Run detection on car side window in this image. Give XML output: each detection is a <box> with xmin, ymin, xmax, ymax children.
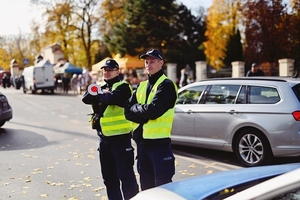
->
<box><xmin>236</xmin><ymin>86</ymin><xmax>246</xmax><ymax>104</ymax></box>
<box><xmin>177</xmin><ymin>85</ymin><xmax>206</xmax><ymax>104</ymax></box>
<box><xmin>248</xmin><ymin>86</ymin><xmax>280</xmax><ymax>104</ymax></box>
<box><xmin>205</xmin><ymin>85</ymin><xmax>241</xmax><ymax>104</ymax></box>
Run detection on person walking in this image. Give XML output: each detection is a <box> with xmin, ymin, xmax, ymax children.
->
<box><xmin>77</xmin><ymin>74</ymin><xmax>85</xmax><ymax>94</ymax></box>
<box><xmin>124</xmin><ymin>49</ymin><xmax>178</xmax><ymax>190</ymax></box>
<box><xmin>2</xmin><ymin>74</ymin><xmax>8</xmax><ymax>88</ymax></box>
<box><xmin>70</xmin><ymin>74</ymin><xmax>78</xmax><ymax>95</ymax></box>
<box><xmin>62</xmin><ymin>74</ymin><xmax>70</xmax><ymax>94</ymax></box>
<box><xmin>82</xmin><ymin>59</ymin><xmax>139</xmax><ymax>200</ymax></box>
<box><xmin>246</xmin><ymin>63</ymin><xmax>265</xmax><ymax>76</ymax></box>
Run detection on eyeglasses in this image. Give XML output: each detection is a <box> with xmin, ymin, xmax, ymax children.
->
<box><xmin>103</xmin><ymin>69</ymin><xmax>119</xmax><ymax>72</ymax></box>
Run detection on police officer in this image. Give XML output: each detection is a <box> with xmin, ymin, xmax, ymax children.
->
<box><xmin>124</xmin><ymin>49</ymin><xmax>178</xmax><ymax>190</ymax></box>
<box><xmin>82</xmin><ymin>59</ymin><xmax>139</xmax><ymax>200</ymax></box>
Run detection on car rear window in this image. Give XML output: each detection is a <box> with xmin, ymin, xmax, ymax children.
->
<box><xmin>292</xmin><ymin>84</ymin><xmax>300</xmax><ymax>102</ymax></box>
<box><xmin>248</xmin><ymin>86</ymin><xmax>280</xmax><ymax>104</ymax></box>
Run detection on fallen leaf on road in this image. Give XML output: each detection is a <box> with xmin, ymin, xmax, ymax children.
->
<box><xmin>93</xmin><ymin>186</ymin><xmax>105</xmax><ymax>192</ymax></box>
<box><xmin>188</xmin><ymin>164</ymin><xmax>196</xmax><ymax>168</ymax></box>
<box><xmin>84</xmin><ymin>177</ymin><xmax>92</xmax><ymax>181</ymax></box>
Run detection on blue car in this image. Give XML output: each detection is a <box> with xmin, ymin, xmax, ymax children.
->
<box><xmin>131</xmin><ymin>163</ymin><xmax>300</xmax><ymax>200</ymax></box>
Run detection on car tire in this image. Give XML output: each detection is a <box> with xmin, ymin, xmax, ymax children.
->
<box><xmin>234</xmin><ymin>128</ymin><xmax>273</xmax><ymax>167</ymax></box>
<box><xmin>0</xmin><ymin>121</ymin><xmax>5</xmax><ymax>127</ymax></box>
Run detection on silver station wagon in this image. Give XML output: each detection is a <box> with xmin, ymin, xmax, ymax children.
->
<box><xmin>171</xmin><ymin>77</ymin><xmax>300</xmax><ymax>167</ymax></box>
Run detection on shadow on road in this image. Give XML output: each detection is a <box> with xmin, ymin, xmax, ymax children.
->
<box><xmin>172</xmin><ymin>144</ymin><xmax>242</xmax><ymax>166</ymax></box>
<box><xmin>0</xmin><ymin>128</ymin><xmax>56</xmax><ymax>151</ymax></box>
<box><xmin>171</xmin><ymin>144</ymin><xmax>300</xmax><ymax>167</ymax></box>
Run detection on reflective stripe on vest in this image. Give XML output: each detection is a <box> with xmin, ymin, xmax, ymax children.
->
<box><xmin>135</xmin><ymin>75</ymin><xmax>176</xmax><ymax>139</ymax></box>
<box><xmin>100</xmin><ymin>81</ymin><xmax>132</xmax><ymax>136</ymax></box>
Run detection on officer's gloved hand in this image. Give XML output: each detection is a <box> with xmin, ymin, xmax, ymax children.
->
<box><xmin>82</xmin><ymin>90</ymin><xmax>96</xmax><ymax>105</ymax></box>
<box><xmin>128</xmin><ymin>104</ymin><xmax>148</xmax><ymax>123</ymax></box>
<box><xmin>130</xmin><ymin>103</ymin><xmax>143</xmax><ymax>113</ymax></box>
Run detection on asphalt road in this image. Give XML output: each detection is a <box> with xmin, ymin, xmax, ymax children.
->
<box><xmin>3</xmin><ymin>87</ymin><xmax>296</xmax><ymax>200</ymax></box>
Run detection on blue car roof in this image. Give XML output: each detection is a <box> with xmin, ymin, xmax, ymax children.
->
<box><xmin>160</xmin><ymin>163</ymin><xmax>300</xmax><ymax>200</ymax></box>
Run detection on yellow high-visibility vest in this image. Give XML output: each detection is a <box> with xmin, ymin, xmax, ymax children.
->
<box><xmin>99</xmin><ymin>81</ymin><xmax>133</xmax><ymax>136</ymax></box>
<box><xmin>134</xmin><ymin>75</ymin><xmax>176</xmax><ymax>139</ymax></box>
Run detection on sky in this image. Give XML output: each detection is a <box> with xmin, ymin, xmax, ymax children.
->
<box><xmin>0</xmin><ymin>1</ymin><xmax>43</xmax><ymax>36</ymax></box>
<box><xmin>0</xmin><ymin>0</ymin><xmax>212</xmax><ymax>36</ymax></box>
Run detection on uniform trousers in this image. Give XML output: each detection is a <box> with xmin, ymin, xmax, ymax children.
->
<box><xmin>98</xmin><ymin>133</ymin><xmax>139</xmax><ymax>200</ymax></box>
<box><xmin>136</xmin><ymin>142</ymin><xmax>175</xmax><ymax>191</ymax></box>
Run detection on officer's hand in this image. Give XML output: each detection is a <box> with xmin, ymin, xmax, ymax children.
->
<box><xmin>125</xmin><ymin>104</ymin><xmax>148</xmax><ymax>123</ymax></box>
<box><xmin>82</xmin><ymin>90</ymin><xmax>95</xmax><ymax>104</ymax></box>
<box><xmin>130</xmin><ymin>103</ymin><xmax>143</xmax><ymax>113</ymax></box>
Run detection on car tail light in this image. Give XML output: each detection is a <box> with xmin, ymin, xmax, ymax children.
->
<box><xmin>292</xmin><ymin>111</ymin><xmax>300</xmax><ymax>121</ymax></box>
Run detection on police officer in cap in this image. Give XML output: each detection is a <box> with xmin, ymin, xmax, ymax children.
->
<box><xmin>125</xmin><ymin>49</ymin><xmax>178</xmax><ymax>190</ymax></box>
<box><xmin>82</xmin><ymin>59</ymin><xmax>138</xmax><ymax>200</ymax></box>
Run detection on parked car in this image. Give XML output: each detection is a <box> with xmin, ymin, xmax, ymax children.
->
<box><xmin>171</xmin><ymin>77</ymin><xmax>300</xmax><ymax>167</ymax></box>
<box><xmin>131</xmin><ymin>163</ymin><xmax>300</xmax><ymax>200</ymax></box>
<box><xmin>0</xmin><ymin>92</ymin><xmax>12</xmax><ymax>127</ymax></box>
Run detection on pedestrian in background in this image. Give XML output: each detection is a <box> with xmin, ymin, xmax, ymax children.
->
<box><xmin>124</xmin><ymin>49</ymin><xmax>178</xmax><ymax>190</ymax></box>
<box><xmin>70</xmin><ymin>74</ymin><xmax>78</xmax><ymax>95</ymax></box>
<box><xmin>246</xmin><ymin>63</ymin><xmax>265</xmax><ymax>76</ymax></box>
<box><xmin>77</xmin><ymin>74</ymin><xmax>84</xmax><ymax>94</ymax></box>
<box><xmin>2</xmin><ymin>74</ymin><xmax>8</xmax><ymax>88</ymax></box>
<box><xmin>62</xmin><ymin>74</ymin><xmax>70</xmax><ymax>94</ymax></box>
<box><xmin>82</xmin><ymin>59</ymin><xmax>139</xmax><ymax>200</ymax></box>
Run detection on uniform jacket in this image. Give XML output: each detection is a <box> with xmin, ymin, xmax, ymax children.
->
<box><xmin>82</xmin><ymin>76</ymin><xmax>132</xmax><ymax>134</ymax></box>
<box><xmin>124</xmin><ymin>70</ymin><xmax>177</xmax><ymax>145</ymax></box>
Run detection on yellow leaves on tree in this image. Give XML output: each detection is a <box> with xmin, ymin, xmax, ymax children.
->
<box><xmin>100</xmin><ymin>0</ymin><xmax>125</xmax><ymax>34</ymax></box>
<box><xmin>44</xmin><ymin>2</ymin><xmax>76</xmax><ymax>62</ymax></box>
<box><xmin>0</xmin><ymin>48</ymin><xmax>10</xmax><ymax>70</ymax></box>
<box><xmin>204</xmin><ymin>0</ymin><xmax>242</xmax><ymax>70</ymax></box>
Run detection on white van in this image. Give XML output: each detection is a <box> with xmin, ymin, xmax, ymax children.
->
<box><xmin>23</xmin><ymin>60</ymin><xmax>55</xmax><ymax>94</ymax></box>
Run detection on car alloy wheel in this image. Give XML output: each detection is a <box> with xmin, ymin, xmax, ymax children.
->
<box><xmin>235</xmin><ymin>128</ymin><xmax>272</xmax><ymax>167</ymax></box>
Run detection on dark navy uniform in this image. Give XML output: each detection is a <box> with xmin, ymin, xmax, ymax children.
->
<box><xmin>125</xmin><ymin>69</ymin><xmax>177</xmax><ymax>190</ymax></box>
<box><xmin>83</xmin><ymin>75</ymin><xmax>139</xmax><ymax>200</ymax></box>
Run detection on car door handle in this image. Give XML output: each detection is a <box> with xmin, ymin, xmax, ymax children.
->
<box><xmin>227</xmin><ymin>110</ymin><xmax>237</xmax><ymax>114</ymax></box>
<box><xmin>186</xmin><ymin>110</ymin><xmax>193</xmax><ymax>114</ymax></box>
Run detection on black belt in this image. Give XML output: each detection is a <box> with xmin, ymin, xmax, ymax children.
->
<box><xmin>97</xmin><ymin>131</ymin><xmax>132</xmax><ymax>139</ymax></box>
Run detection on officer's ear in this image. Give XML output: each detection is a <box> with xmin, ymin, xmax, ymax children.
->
<box><xmin>159</xmin><ymin>59</ymin><xmax>164</xmax><ymax>68</ymax></box>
